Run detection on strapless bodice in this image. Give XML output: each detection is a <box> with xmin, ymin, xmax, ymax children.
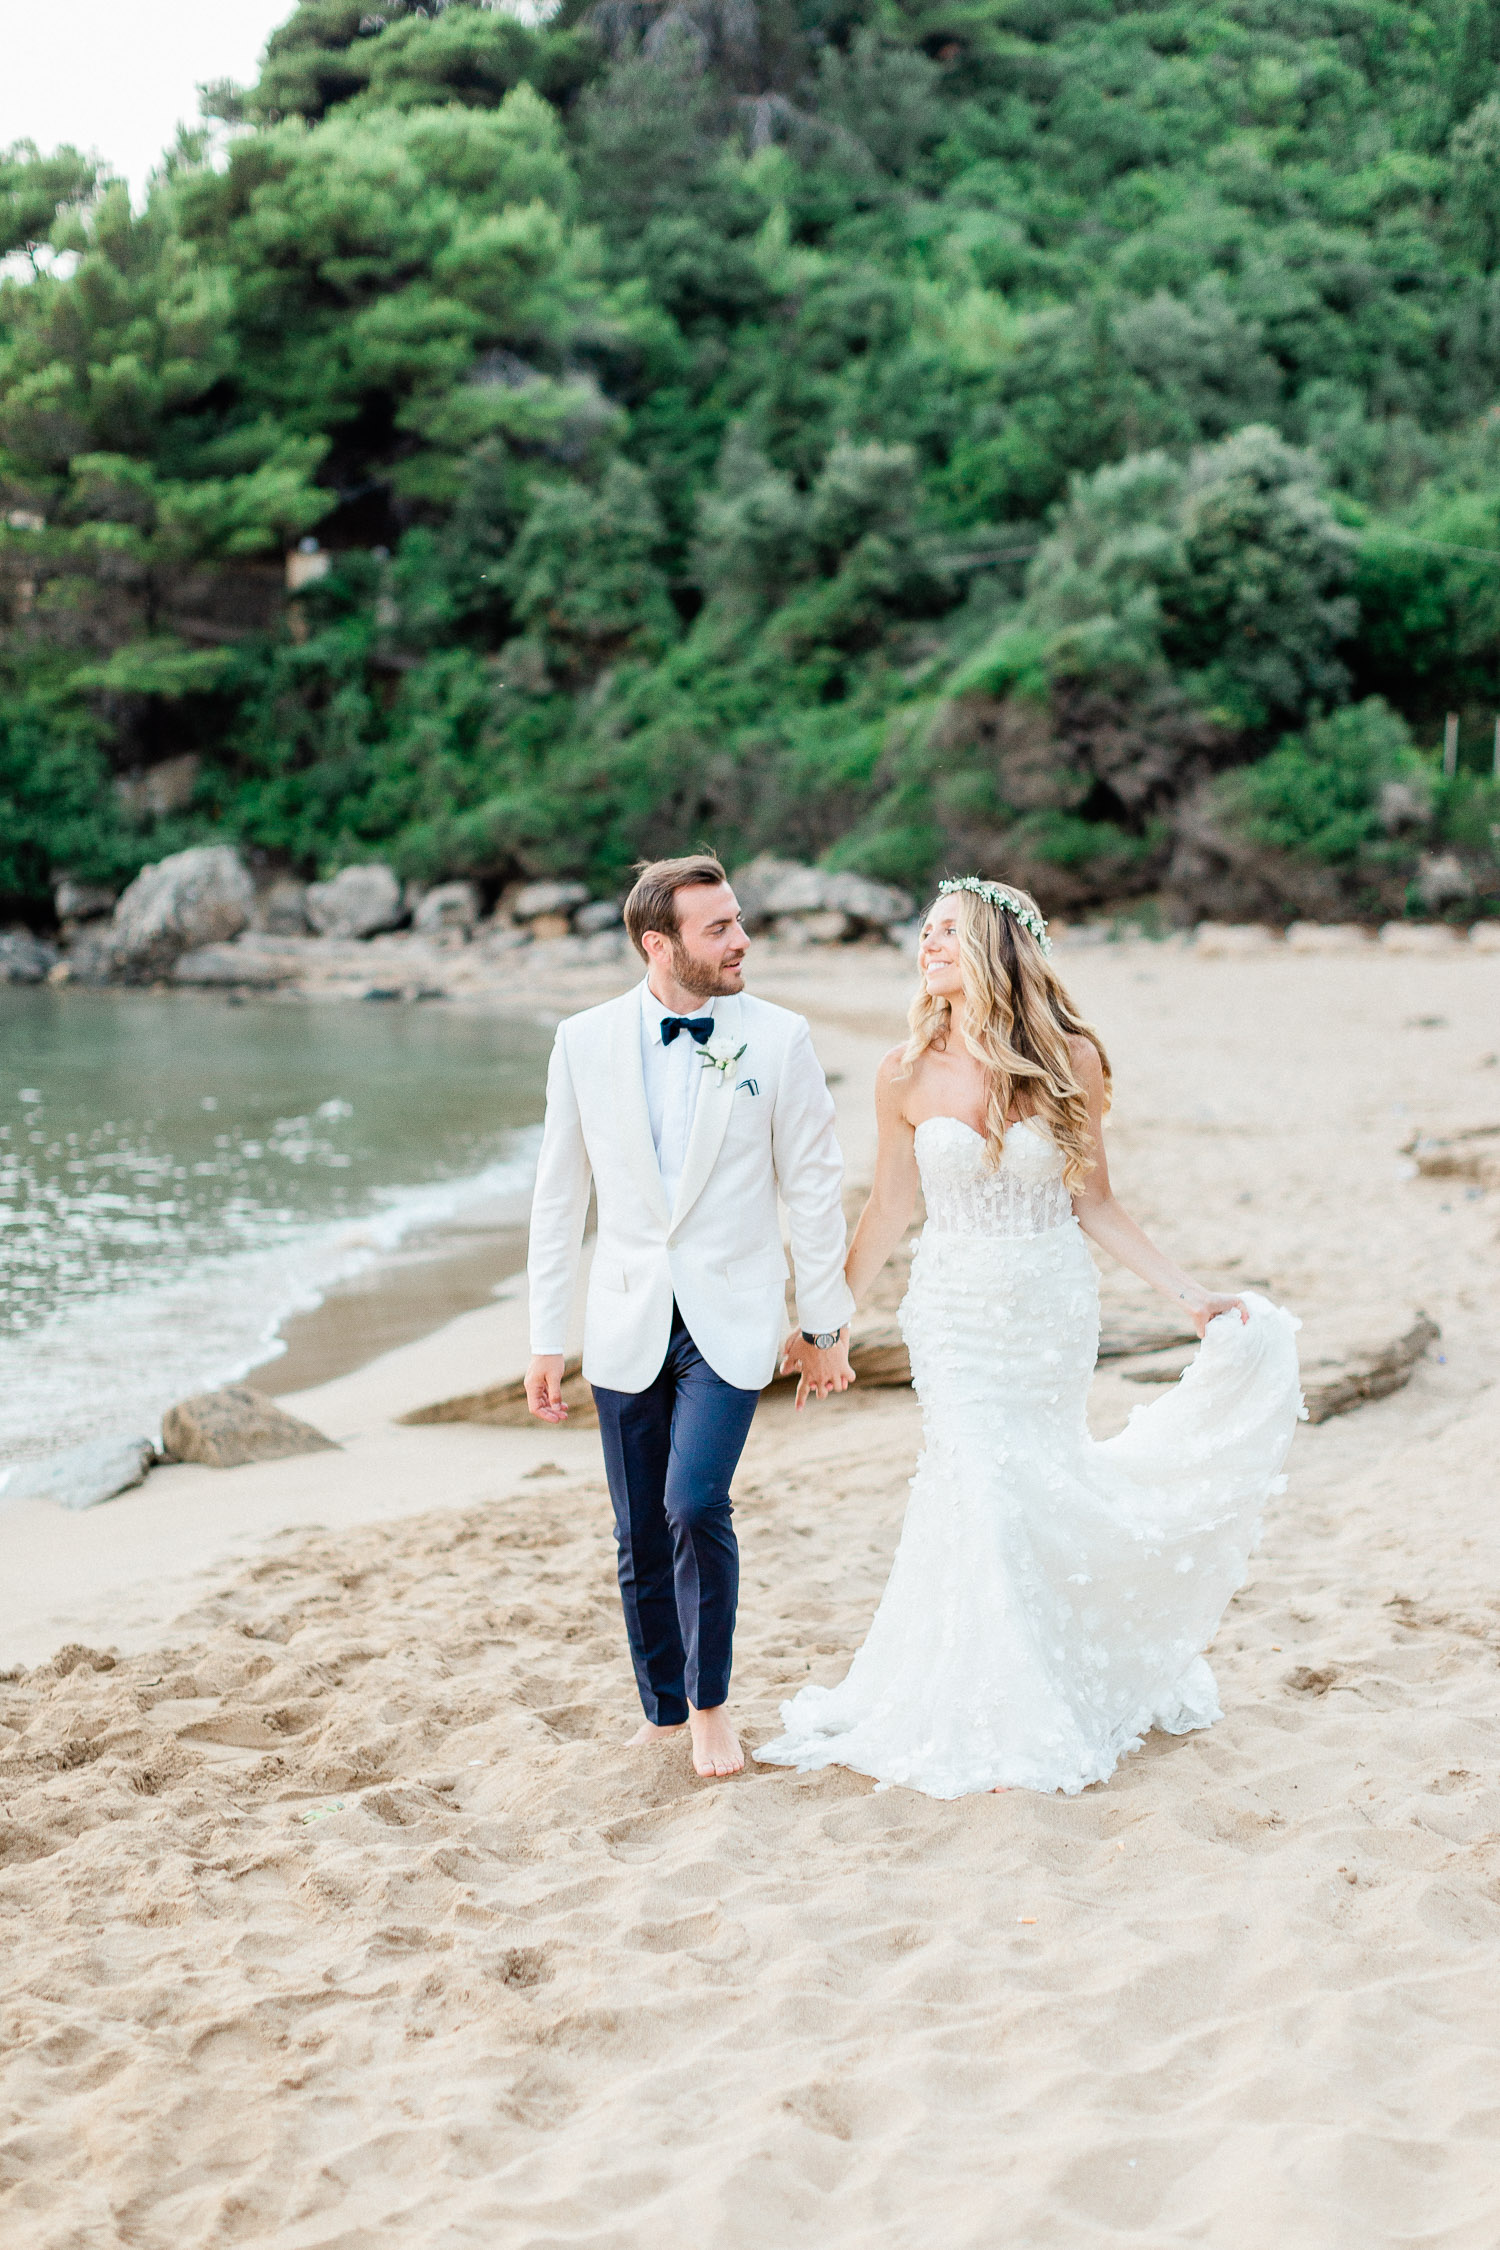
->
<box><xmin>914</xmin><ymin>1115</ymin><xmax>1073</xmax><ymax>1239</ymax></box>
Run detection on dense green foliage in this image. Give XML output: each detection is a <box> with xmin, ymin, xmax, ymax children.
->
<box><xmin>4</xmin><ymin>0</ymin><xmax>1500</xmax><ymax>921</ymax></box>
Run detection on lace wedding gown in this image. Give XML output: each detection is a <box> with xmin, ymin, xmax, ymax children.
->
<box><xmin>757</xmin><ymin>1117</ymin><xmax>1303</xmax><ymax>1799</ymax></box>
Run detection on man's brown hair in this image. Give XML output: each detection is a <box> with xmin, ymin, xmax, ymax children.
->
<box><xmin>623</xmin><ymin>853</ymin><xmax>729</xmax><ymax>959</ymax></box>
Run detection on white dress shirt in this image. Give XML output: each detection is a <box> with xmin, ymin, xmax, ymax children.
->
<box><xmin>639</xmin><ymin>982</ymin><xmax>716</xmax><ymax>1212</ymax></box>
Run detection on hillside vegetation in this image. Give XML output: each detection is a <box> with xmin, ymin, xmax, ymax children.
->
<box><xmin>4</xmin><ymin>0</ymin><xmax>1500</xmax><ymax>923</ymax></box>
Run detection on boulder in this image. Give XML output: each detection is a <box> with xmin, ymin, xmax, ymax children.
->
<box><xmin>824</xmin><ymin>871</ymin><xmax>915</xmax><ymax>927</ymax></box>
<box><xmin>509</xmin><ymin>879</ymin><xmax>588</xmax><ymax>924</ymax></box>
<box><xmin>414</xmin><ymin>880</ymin><xmax>481</xmax><ymax>936</ymax></box>
<box><xmin>1471</xmin><ymin>923</ymin><xmax>1500</xmax><ymax>952</ymax></box>
<box><xmin>0</xmin><ymin>932</ymin><xmax>59</xmax><ymax>983</ymax></box>
<box><xmin>1415</xmin><ymin>852</ymin><xmax>1475</xmax><ymax>912</ymax></box>
<box><xmin>258</xmin><ymin>877</ymin><xmax>310</xmax><ymax>935</ymax></box>
<box><xmin>728</xmin><ymin>856</ymin><xmax>804</xmax><ymax>929</ymax></box>
<box><xmin>1379</xmin><ymin>778</ymin><xmax>1431</xmax><ymax>835</ymax></box>
<box><xmin>1379</xmin><ymin>922</ymin><xmax>1461</xmax><ymax>953</ymax></box>
<box><xmin>733</xmin><ymin>859</ymin><xmax>912</xmax><ymax>933</ymax></box>
<box><xmin>110</xmin><ymin>847</ymin><xmax>255</xmax><ymax>978</ymax></box>
<box><xmin>62</xmin><ymin>930</ymin><xmax>117</xmax><ymax>985</ymax></box>
<box><xmin>760</xmin><ymin>865</ymin><xmax>834</xmax><ymax>918</ymax></box>
<box><xmin>54</xmin><ymin>877</ymin><xmax>116</xmax><ymax>925</ymax></box>
<box><xmin>160</xmin><ymin>1385</ymin><xmax>337</xmax><ymax>1468</ymax></box>
<box><xmin>772</xmin><ymin>909</ymin><xmax>855</xmax><ymax>945</ymax></box>
<box><xmin>2</xmin><ymin>1435</ymin><xmax>155</xmax><ymax>1511</ymax></box>
<box><xmin>574</xmin><ymin>897</ymin><xmax>623</xmax><ymax>935</ymax></box>
<box><xmin>305</xmin><ymin>863</ymin><xmax>404</xmax><ymax>940</ymax></box>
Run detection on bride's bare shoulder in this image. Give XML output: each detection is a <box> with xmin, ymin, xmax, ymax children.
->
<box><xmin>874</xmin><ymin>1042</ymin><xmax>917</xmax><ymax>1124</ymax></box>
<box><xmin>1066</xmin><ymin>1035</ymin><xmax>1106</xmax><ymax>1096</ymax></box>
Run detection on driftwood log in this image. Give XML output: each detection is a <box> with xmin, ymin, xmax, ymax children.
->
<box><xmin>400</xmin><ymin>1361</ymin><xmax>599</xmax><ymax>1429</ymax></box>
<box><xmin>1300</xmin><ymin>1311</ymin><xmax>1440</xmax><ymax>1425</ymax></box>
<box><xmin>1404</xmin><ymin>1123</ymin><xmax>1500</xmax><ymax>1187</ymax></box>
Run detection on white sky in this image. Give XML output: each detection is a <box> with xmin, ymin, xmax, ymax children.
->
<box><xmin>0</xmin><ymin>1</ymin><xmax>297</xmax><ymax>197</ymax></box>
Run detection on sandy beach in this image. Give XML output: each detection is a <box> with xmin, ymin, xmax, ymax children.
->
<box><xmin>4</xmin><ymin>936</ymin><xmax>1499</xmax><ymax>2247</ymax></box>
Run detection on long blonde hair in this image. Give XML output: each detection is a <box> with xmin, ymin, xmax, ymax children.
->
<box><xmin>901</xmin><ymin>883</ymin><xmax>1111</xmax><ymax>1190</ymax></box>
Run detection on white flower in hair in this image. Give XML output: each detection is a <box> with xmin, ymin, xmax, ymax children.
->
<box><xmin>937</xmin><ymin>876</ymin><xmax>1053</xmax><ymax>955</ymax></box>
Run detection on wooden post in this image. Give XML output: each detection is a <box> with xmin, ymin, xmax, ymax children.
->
<box><xmin>1443</xmin><ymin>711</ymin><xmax>1459</xmax><ymax>777</ymax></box>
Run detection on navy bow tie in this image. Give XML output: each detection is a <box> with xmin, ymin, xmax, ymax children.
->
<box><xmin>660</xmin><ymin>1015</ymin><xmax>714</xmax><ymax>1046</ymax></box>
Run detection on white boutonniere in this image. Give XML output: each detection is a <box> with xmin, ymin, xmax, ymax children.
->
<box><xmin>698</xmin><ymin>1032</ymin><xmax>747</xmax><ymax>1082</ymax></box>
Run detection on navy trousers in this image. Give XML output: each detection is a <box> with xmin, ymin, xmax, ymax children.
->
<box><xmin>591</xmin><ymin>1306</ymin><xmax>761</xmax><ymax>1725</ymax></box>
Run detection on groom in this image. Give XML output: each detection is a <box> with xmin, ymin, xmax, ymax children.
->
<box><xmin>524</xmin><ymin>854</ymin><xmax>854</xmax><ymax>1778</ymax></box>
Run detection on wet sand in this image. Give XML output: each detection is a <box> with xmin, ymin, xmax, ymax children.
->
<box><xmin>3</xmin><ymin>938</ymin><xmax>1499</xmax><ymax>2248</ymax></box>
<box><xmin>255</xmin><ymin>1217</ymin><xmax>530</xmax><ymax>1396</ymax></box>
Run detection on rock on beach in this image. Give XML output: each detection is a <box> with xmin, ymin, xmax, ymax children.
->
<box><xmin>2</xmin><ymin>1436</ymin><xmax>155</xmax><ymax>1511</ymax></box>
<box><xmin>413</xmin><ymin>881</ymin><xmax>481</xmax><ymax>936</ymax></box>
<box><xmin>507</xmin><ymin>879</ymin><xmax>589</xmax><ymax>923</ymax></box>
<box><xmin>0</xmin><ymin>932</ymin><xmax>59</xmax><ymax>983</ymax></box>
<box><xmin>731</xmin><ymin>856</ymin><xmax>914</xmax><ymax>938</ymax></box>
<box><xmin>305</xmin><ymin>864</ymin><xmax>404</xmax><ymax>940</ymax></box>
<box><xmin>161</xmin><ymin>1387</ymin><xmax>337</xmax><ymax>1469</ymax></box>
<box><xmin>109</xmin><ymin>847</ymin><xmax>255</xmax><ymax>978</ymax></box>
<box><xmin>53</xmin><ymin>877</ymin><xmax>117</xmax><ymax>926</ymax></box>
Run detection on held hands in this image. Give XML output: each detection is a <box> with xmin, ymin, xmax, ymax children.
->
<box><xmin>525</xmin><ymin>1354</ymin><xmax>568</xmax><ymax>1423</ymax></box>
<box><xmin>779</xmin><ymin>1327</ymin><xmax>855</xmax><ymax>1410</ymax></box>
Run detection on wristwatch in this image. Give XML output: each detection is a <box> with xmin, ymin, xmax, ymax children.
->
<box><xmin>801</xmin><ymin>1328</ymin><xmax>840</xmax><ymax>1349</ymax></box>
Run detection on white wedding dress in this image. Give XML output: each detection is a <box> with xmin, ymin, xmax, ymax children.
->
<box><xmin>756</xmin><ymin>1117</ymin><xmax>1303</xmax><ymax>1798</ymax></box>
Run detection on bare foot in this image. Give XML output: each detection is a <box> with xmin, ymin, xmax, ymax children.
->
<box><xmin>688</xmin><ymin>1704</ymin><xmax>743</xmax><ymax>1779</ymax></box>
<box><xmin>628</xmin><ymin>1720</ymin><xmax>686</xmax><ymax>1746</ymax></box>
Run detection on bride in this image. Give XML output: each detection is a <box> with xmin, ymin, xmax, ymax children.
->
<box><xmin>757</xmin><ymin>877</ymin><xmax>1303</xmax><ymax>1799</ymax></box>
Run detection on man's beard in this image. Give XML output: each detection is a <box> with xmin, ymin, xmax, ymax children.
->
<box><xmin>670</xmin><ymin>936</ymin><xmax>744</xmax><ymax>998</ymax></box>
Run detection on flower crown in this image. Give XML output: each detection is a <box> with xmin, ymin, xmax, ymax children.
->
<box><xmin>937</xmin><ymin>876</ymin><xmax>1052</xmax><ymax>956</ymax></box>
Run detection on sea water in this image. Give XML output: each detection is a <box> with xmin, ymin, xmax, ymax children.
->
<box><xmin>0</xmin><ymin>988</ymin><xmax>552</xmax><ymax>1465</ymax></box>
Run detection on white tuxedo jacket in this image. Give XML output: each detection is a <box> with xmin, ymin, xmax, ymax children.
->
<box><xmin>527</xmin><ymin>983</ymin><xmax>854</xmax><ymax>1392</ymax></box>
